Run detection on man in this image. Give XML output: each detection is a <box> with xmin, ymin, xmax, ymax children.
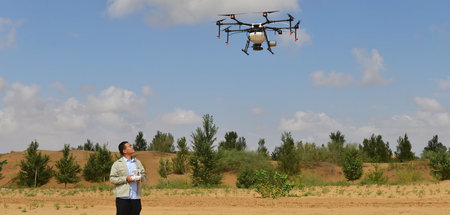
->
<box><xmin>110</xmin><ymin>141</ymin><xmax>146</xmax><ymax>215</ymax></box>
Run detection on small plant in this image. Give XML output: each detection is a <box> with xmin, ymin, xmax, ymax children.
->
<box><xmin>253</xmin><ymin>169</ymin><xmax>294</xmax><ymax>199</ymax></box>
<box><xmin>54</xmin><ymin>202</ymin><xmax>60</xmax><ymax>210</ymax></box>
<box><xmin>361</xmin><ymin>164</ymin><xmax>388</xmax><ymax>185</ymax></box>
<box><xmin>158</xmin><ymin>158</ymin><xmax>172</xmax><ymax>187</ymax></box>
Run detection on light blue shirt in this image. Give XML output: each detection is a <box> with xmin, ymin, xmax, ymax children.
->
<box><xmin>120</xmin><ymin>157</ymin><xmax>139</xmax><ymax>199</ymax></box>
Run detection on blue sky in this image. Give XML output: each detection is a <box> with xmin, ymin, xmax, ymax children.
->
<box><xmin>0</xmin><ymin>0</ymin><xmax>449</xmax><ymax>154</ymax></box>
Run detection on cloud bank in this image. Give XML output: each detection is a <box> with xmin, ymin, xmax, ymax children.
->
<box><xmin>106</xmin><ymin>0</ymin><xmax>300</xmax><ymax>26</ymax></box>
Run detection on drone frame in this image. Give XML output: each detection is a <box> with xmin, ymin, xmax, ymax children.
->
<box><xmin>216</xmin><ymin>11</ymin><xmax>300</xmax><ymax>55</ymax></box>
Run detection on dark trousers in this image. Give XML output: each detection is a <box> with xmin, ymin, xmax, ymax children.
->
<box><xmin>116</xmin><ymin>198</ymin><xmax>142</xmax><ymax>215</ymax></box>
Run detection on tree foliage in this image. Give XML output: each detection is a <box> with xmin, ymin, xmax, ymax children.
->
<box><xmin>17</xmin><ymin>140</ymin><xmax>53</xmax><ymax>187</ymax></box>
<box><xmin>54</xmin><ymin>144</ymin><xmax>81</xmax><ymax>187</ymax></box>
<box><xmin>149</xmin><ymin>131</ymin><xmax>175</xmax><ymax>153</ymax></box>
<box><xmin>82</xmin><ymin>145</ymin><xmax>114</xmax><ymax>183</ymax></box>
<box><xmin>171</xmin><ymin>137</ymin><xmax>190</xmax><ymax>174</ymax></box>
<box><xmin>360</xmin><ymin>134</ymin><xmax>392</xmax><ymax>163</ymax></box>
<box><xmin>428</xmin><ymin>151</ymin><xmax>450</xmax><ymax>180</ymax></box>
<box><xmin>424</xmin><ymin>135</ymin><xmax>447</xmax><ymax>154</ymax></box>
<box><xmin>133</xmin><ymin>131</ymin><xmax>148</xmax><ymax>151</ymax></box>
<box><xmin>257</xmin><ymin>138</ymin><xmax>269</xmax><ymax>157</ymax></box>
<box><xmin>218</xmin><ymin>131</ymin><xmax>247</xmax><ymax>151</ymax></box>
<box><xmin>189</xmin><ymin>114</ymin><xmax>223</xmax><ymax>186</ymax></box>
<box><xmin>342</xmin><ymin>147</ymin><xmax>363</xmax><ymax>181</ymax></box>
<box><xmin>277</xmin><ymin>132</ymin><xmax>301</xmax><ymax>175</ymax></box>
<box><xmin>158</xmin><ymin>158</ymin><xmax>172</xmax><ymax>180</ymax></box>
<box><xmin>395</xmin><ymin>133</ymin><xmax>415</xmax><ymax>162</ymax></box>
<box><xmin>327</xmin><ymin>131</ymin><xmax>346</xmax><ymax>164</ymax></box>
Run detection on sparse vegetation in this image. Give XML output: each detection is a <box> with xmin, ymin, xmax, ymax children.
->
<box><xmin>17</xmin><ymin>140</ymin><xmax>53</xmax><ymax>187</ymax></box>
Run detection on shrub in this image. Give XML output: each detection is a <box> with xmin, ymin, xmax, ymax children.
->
<box><xmin>361</xmin><ymin>164</ymin><xmax>388</xmax><ymax>185</ymax></box>
<box><xmin>342</xmin><ymin>148</ymin><xmax>363</xmax><ymax>181</ymax></box>
<box><xmin>54</xmin><ymin>144</ymin><xmax>81</xmax><ymax>187</ymax></box>
<box><xmin>253</xmin><ymin>169</ymin><xmax>294</xmax><ymax>199</ymax></box>
<box><xmin>220</xmin><ymin>150</ymin><xmax>272</xmax><ymax>173</ymax></box>
<box><xmin>428</xmin><ymin>151</ymin><xmax>450</xmax><ymax>180</ymax></box>
<box><xmin>149</xmin><ymin>131</ymin><xmax>175</xmax><ymax>153</ymax></box>
<box><xmin>236</xmin><ymin>167</ymin><xmax>256</xmax><ymax>188</ymax></box>
<box><xmin>394</xmin><ymin>163</ymin><xmax>423</xmax><ymax>184</ymax></box>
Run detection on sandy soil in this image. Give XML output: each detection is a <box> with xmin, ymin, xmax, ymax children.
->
<box><xmin>1</xmin><ymin>182</ymin><xmax>449</xmax><ymax>215</ymax></box>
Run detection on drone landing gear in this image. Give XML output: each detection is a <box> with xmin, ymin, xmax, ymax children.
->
<box><xmin>263</xmin><ymin>29</ymin><xmax>274</xmax><ymax>55</ymax></box>
<box><xmin>241</xmin><ymin>36</ymin><xmax>251</xmax><ymax>55</ymax></box>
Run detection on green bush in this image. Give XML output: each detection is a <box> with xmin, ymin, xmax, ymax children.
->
<box><xmin>360</xmin><ymin>164</ymin><xmax>388</xmax><ymax>185</ymax></box>
<box><xmin>394</xmin><ymin>163</ymin><xmax>423</xmax><ymax>184</ymax></box>
<box><xmin>342</xmin><ymin>148</ymin><xmax>363</xmax><ymax>181</ymax></box>
<box><xmin>428</xmin><ymin>151</ymin><xmax>450</xmax><ymax>180</ymax></box>
<box><xmin>220</xmin><ymin>150</ymin><xmax>272</xmax><ymax>173</ymax></box>
<box><xmin>236</xmin><ymin>167</ymin><xmax>256</xmax><ymax>188</ymax></box>
<box><xmin>253</xmin><ymin>169</ymin><xmax>294</xmax><ymax>199</ymax></box>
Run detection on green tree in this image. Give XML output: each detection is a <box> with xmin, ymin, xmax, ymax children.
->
<box><xmin>158</xmin><ymin>158</ymin><xmax>172</xmax><ymax>184</ymax></box>
<box><xmin>342</xmin><ymin>147</ymin><xmax>363</xmax><ymax>181</ymax></box>
<box><xmin>0</xmin><ymin>160</ymin><xmax>7</xmax><ymax>179</ymax></box>
<box><xmin>171</xmin><ymin>137</ymin><xmax>190</xmax><ymax>174</ymax></box>
<box><xmin>17</xmin><ymin>140</ymin><xmax>53</xmax><ymax>187</ymax></box>
<box><xmin>424</xmin><ymin>135</ymin><xmax>447</xmax><ymax>153</ymax></box>
<box><xmin>189</xmin><ymin>114</ymin><xmax>223</xmax><ymax>186</ymax></box>
<box><xmin>257</xmin><ymin>138</ymin><xmax>269</xmax><ymax>157</ymax></box>
<box><xmin>54</xmin><ymin>144</ymin><xmax>81</xmax><ymax>188</ymax></box>
<box><xmin>395</xmin><ymin>133</ymin><xmax>415</xmax><ymax>162</ymax></box>
<box><xmin>218</xmin><ymin>131</ymin><xmax>247</xmax><ymax>151</ymax></box>
<box><xmin>277</xmin><ymin>132</ymin><xmax>301</xmax><ymax>175</ymax></box>
<box><xmin>82</xmin><ymin>144</ymin><xmax>114</xmax><ymax>183</ymax></box>
<box><xmin>428</xmin><ymin>151</ymin><xmax>450</xmax><ymax>180</ymax></box>
<box><xmin>149</xmin><ymin>131</ymin><xmax>175</xmax><ymax>153</ymax></box>
<box><xmin>133</xmin><ymin>131</ymin><xmax>148</xmax><ymax>151</ymax></box>
<box><xmin>327</xmin><ymin>131</ymin><xmax>346</xmax><ymax>164</ymax></box>
<box><xmin>360</xmin><ymin>134</ymin><xmax>392</xmax><ymax>163</ymax></box>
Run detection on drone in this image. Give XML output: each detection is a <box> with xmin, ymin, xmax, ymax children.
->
<box><xmin>216</xmin><ymin>11</ymin><xmax>300</xmax><ymax>55</ymax></box>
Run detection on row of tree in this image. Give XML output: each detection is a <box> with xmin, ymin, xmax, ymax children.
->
<box><xmin>16</xmin><ymin>141</ymin><xmax>114</xmax><ymax>188</ymax></box>
<box><xmin>14</xmin><ymin>114</ymin><xmax>450</xmax><ymax>188</ymax></box>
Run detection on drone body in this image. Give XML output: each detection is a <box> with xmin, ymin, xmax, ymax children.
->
<box><xmin>216</xmin><ymin>11</ymin><xmax>300</xmax><ymax>55</ymax></box>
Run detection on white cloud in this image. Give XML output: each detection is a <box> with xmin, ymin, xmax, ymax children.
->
<box><xmin>106</xmin><ymin>0</ymin><xmax>300</xmax><ymax>26</ymax></box>
<box><xmin>438</xmin><ymin>76</ymin><xmax>450</xmax><ymax>90</ymax></box>
<box><xmin>251</xmin><ymin>107</ymin><xmax>264</xmax><ymax>115</ymax></box>
<box><xmin>160</xmin><ymin>108</ymin><xmax>202</xmax><ymax>125</ymax></box>
<box><xmin>0</xmin><ymin>76</ymin><xmax>8</xmax><ymax>92</ymax></box>
<box><xmin>86</xmin><ymin>86</ymin><xmax>146</xmax><ymax>115</ymax></box>
<box><xmin>310</xmin><ymin>70</ymin><xmax>353</xmax><ymax>87</ymax></box>
<box><xmin>0</xmin><ymin>17</ymin><xmax>22</xmax><ymax>50</ymax></box>
<box><xmin>353</xmin><ymin>48</ymin><xmax>393</xmax><ymax>87</ymax></box>
<box><xmin>141</xmin><ymin>85</ymin><xmax>157</xmax><ymax>97</ymax></box>
<box><xmin>279</xmin><ymin>97</ymin><xmax>450</xmax><ymax>153</ymax></box>
<box><xmin>50</xmin><ymin>82</ymin><xmax>68</xmax><ymax>94</ymax></box>
<box><xmin>413</xmin><ymin>97</ymin><xmax>447</xmax><ymax>113</ymax></box>
<box><xmin>279</xmin><ymin>28</ymin><xmax>312</xmax><ymax>49</ymax></box>
<box><xmin>0</xmin><ymin>82</ymin><xmax>152</xmax><ymax>152</ymax></box>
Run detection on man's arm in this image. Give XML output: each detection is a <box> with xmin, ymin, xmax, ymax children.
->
<box><xmin>109</xmin><ymin>162</ymin><xmax>127</xmax><ymax>185</ymax></box>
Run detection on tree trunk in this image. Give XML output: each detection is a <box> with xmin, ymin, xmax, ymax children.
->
<box><xmin>34</xmin><ymin>168</ymin><xmax>38</xmax><ymax>188</ymax></box>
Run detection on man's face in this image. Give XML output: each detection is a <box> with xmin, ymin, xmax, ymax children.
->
<box><xmin>123</xmin><ymin>142</ymin><xmax>135</xmax><ymax>155</ymax></box>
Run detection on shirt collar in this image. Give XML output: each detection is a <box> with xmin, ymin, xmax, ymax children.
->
<box><xmin>123</xmin><ymin>156</ymin><xmax>135</xmax><ymax>163</ymax></box>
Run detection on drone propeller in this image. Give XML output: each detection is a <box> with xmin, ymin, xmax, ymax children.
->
<box><xmin>262</xmin><ymin>10</ymin><xmax>279</xmax><ymax>17</ymax></box>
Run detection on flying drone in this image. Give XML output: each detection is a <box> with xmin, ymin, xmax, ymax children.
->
<box><xmin>216</xmin><ymin>11</ymin><xmax>300</xmax><ymax>55</ymax></box>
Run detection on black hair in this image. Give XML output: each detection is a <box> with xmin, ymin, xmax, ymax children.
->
<box><xmin>118</xmin><ymin>141</ymin><xmax>129</xmax><ymax>156</ymax></box>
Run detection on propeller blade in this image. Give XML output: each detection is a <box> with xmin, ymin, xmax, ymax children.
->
<box><xmin>216</xmin><ymin>18</ymin><xmax>226</xmax><ymax>25</ymax></box>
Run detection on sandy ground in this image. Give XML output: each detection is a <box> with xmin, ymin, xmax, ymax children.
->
<box><xmin>2</xmin><ymin>182</ymin><xmax>449</xmax><ymax>215</ymax></box>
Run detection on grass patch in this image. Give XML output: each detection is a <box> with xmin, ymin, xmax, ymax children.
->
<box><xmin>155</xmin><ymin>178</ymin><xmax>192</xmax><ymax>189</ymax></box>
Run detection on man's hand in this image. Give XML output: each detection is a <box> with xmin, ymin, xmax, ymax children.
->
<box><xmin>126</xmin><ymin>175</ymin><xmax>134</xmax><ymax>182</ymax></box>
